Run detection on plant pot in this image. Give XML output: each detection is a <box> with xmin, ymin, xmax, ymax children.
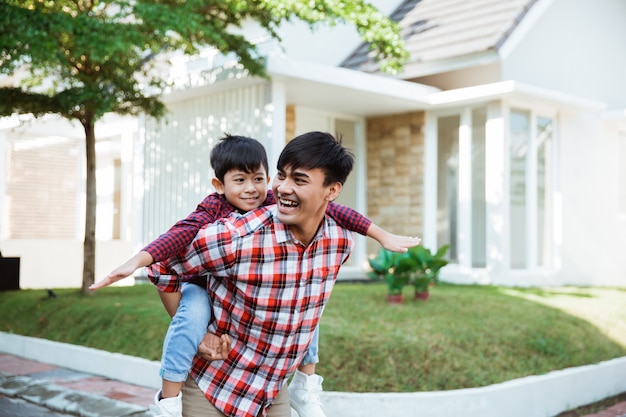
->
<box><xmin>387</xmin><ymin>294</ymin><xmax>404</xmax><ymax>304</ymax></box>
<box><xmin>414</xmin><ymin>290</ymin><xmax>430</xmax><ymax>301</ymax></box>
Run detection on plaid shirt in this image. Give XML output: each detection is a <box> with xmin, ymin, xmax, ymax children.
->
<box><xmin>143</xmin><ymin>191</ymin><xmax>370</xmax><ymax>292</ymax></box>
<box><xmin>148</xmin><ymin>206</ymin><xmax>354</xmax><ymax>417</ymax></box>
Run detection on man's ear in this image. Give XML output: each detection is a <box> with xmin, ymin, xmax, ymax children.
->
<box><xmin>326</xmin><ymin>182</ymin><xmax>343</xmax><ymax>202</ymax></box>
<box><xmin>212</xmin><ymin>178</ymin><xmax>225</xmax><ymax>194</ymax></box>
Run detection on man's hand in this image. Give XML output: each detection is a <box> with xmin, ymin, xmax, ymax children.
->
<box><xmin>198</xmin><ymin>332</ymin><xmax>232</xmax><ymax>362</ymax></box>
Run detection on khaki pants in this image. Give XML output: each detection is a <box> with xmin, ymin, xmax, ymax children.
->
<box><xmin>181</xmin><ymin>375</ymin><xmax>291</xmax><ymax>417</ymax></box>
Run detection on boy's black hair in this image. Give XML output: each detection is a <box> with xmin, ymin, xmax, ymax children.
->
<box><xmin>210</xmin><ymin>134</ymin><xmax>269</xmax><ymax>182</ymax></box>
<box><xmin>277</xmin><ymin>131</ymin><xmax>354</xmax><ymax>185</ymax></box>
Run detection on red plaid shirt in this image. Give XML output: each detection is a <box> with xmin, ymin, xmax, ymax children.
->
<box><xmin>148</xmin><ymin>206</ymin><xmax>354</xmax><ymax>417</ymax></box>
<box><xmin>143</xmin><ymin>191</ymin><xmax>370</xmax><ymax>292</ymax></box>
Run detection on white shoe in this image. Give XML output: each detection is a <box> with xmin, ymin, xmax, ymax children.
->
<box><xmin>149</xmin><ymin>390</ymin><xmax>183</xmax><ymax>417</ymax></box>
<box><xmin>288</xmin><ymin>370</ymin><xmax>326</xmax><ymax>417</ymax></box>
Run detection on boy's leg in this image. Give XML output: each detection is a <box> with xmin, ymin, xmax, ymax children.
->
<box><xmin>159</xmin><ymin>291</ymin><xmax>182</xmax><ymax>318</ymax></box>
<box><xmin>289</xmin><ymin>325</ymin><xmax>326</xmax><ymax>417</ymax></box>
<box><xmin>154</xmin><ymin>282</ymin><xmax>211</xmax><ymax>416</ymax></box>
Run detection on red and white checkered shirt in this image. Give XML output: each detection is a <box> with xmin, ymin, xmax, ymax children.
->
<box><xmin>148</xmin><ymin>205</ymin><xmax>354</xmax><ymax>417</ymax></box>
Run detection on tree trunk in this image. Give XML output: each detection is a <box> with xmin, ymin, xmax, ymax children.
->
<box><xmin>81</xmin><ymin>118</ymin><xmax>97</xmax><ymax>294</ymax></box>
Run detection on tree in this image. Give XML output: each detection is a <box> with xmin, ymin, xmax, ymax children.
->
<box><xmin>0</xmin><ymin>0</ymin><xmax>408</xmax><ymax>294</ymax></box>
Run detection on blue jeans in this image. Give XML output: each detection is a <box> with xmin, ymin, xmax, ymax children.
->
<box><xmin>160</xmin><ymin>282</ymin><xmax>211</xmax><ymax>383</ymax></box>
<box><xmin>301</xmin><ymin>325</ymin><xmax>320</xmax><ymax>365</ymax></box>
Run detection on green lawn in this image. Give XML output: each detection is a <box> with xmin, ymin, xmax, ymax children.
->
<box><xmin>0</xmin><ymin>282</ymin><xmax>624</xmax><ymax>393</ymax></box>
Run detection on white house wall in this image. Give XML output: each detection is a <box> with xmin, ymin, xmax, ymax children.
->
<box><xmin>557</xmin><ymin>109</ymin><xmax>626</xmax><ymax>285</ymax></box>
<box><xmin>141</xmin><ymin>82</ymin><xmax>274</xmax><ymax>244</ymax></box>
<box><xmin>502</xmin><ymin>0</ymin><xmax>626</xmax><ymax>110</ymax></box>
<box><xmin>0</xmin><ymin>115</ymin><xmax>139</xmax><ymax>289</ymax></box>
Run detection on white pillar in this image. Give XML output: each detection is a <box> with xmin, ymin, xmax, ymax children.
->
<box><xmin>267</xmin><ymin>80</ymin><xmax>286</xmax><ymax>178</ymax></box>
<box><xmin>485</xmin><ymin>101</ymin><xmax>509</xmax><ymax>282</ymax></box>
<box><xmin>422</xmin><ymin>111</ymin><xmax>438</xmax><ymax>249</ymax></box>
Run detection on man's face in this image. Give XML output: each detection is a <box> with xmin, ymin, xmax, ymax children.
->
<box><xmin>212</xmin><ymin>167</ymin><xmax>269</xmax><ymax>213</ymax></box>
<box><xmin>272</xmin><ymin>165</ymin><xmax>341</xmax><ymax>244</ymax></box>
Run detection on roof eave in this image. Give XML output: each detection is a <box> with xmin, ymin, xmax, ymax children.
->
<box><xmin>266</xmin><ymin>54</ymin><xmax>439</xmax><ymax>117</ymax></box>
<box><xmin>428</xmin><ymin>80</ymin><xmax>607</xmax><ymax>111</ymax></box>
<box><xmin>400</xmin><ymin>50</ymin><xmax>501</xmax><ymax>80</ymax></box>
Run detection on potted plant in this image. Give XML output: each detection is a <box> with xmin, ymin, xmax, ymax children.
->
<box><xmin>367</xmin><ymin>248</ymin><xmax>410</xmax><ymax>304</ymax></box>
<box><xmin>407</xmin><ymin>244</ymin><xmax>449</xmax><ymax>300</ymax></box>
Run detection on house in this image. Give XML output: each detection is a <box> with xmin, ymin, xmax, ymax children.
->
<box><xmin>1</xmin><ymin>0</ymin><xmax>625</xmax><ymax>289</ymax></box>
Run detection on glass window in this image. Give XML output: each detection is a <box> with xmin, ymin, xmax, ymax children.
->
<box><xmin>536</xmin><ymin>117</ymin><xmax>553</xmax><ymax>267</ymax></box>
<box><xmin>471</xmin><ymin>108</ymin><xmax>487</xmax><ymax>268</ymax></box>
<box><xmin>510</xmin><ymin>109</ymin><xmax>530</xmax><ymax>269</ymax></box>
<box><xmin>437</xmin><ymin>115</ymin><xmax>460</xmax><ymax>262</ymax></box>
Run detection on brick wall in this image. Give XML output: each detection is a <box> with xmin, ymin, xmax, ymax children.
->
<box><xmin>5</xmin><ymin>138</ymin><xmax>81</xmax><ymax>240</ymax></box>
<box><xmin>285</xmin><ymin>105</ymin><xmax>295</xmax><ymax>140</ymax></box>
<box><xmin>366</xmin><ymin>112</ymin><xmax>425</xmax><ymax>253</ymax></box>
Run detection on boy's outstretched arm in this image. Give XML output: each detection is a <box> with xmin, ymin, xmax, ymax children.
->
<box><xmin>90</xmin><ymin>251</ymin><xmax>154</xmax><ymax>290</ymax></box>
<box><xmin>91</xmin><ymin>193</ymin><xmax>225</xmax><ymax>291</ymax></box>
<box><xmin>322</xmin><ymin>198</ymin><xmax>420</xmax><ymax>252</ymax></box>
<box><xmin>366</xmin><ymin>223</ymin><xmax>421</xmax><ymax>253</ymax></box>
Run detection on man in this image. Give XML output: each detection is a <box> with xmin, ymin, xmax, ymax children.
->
<box><xmin>147</xmin><ymin>131</ymin><xmax>359</xmax><ymax>417</ymax></box>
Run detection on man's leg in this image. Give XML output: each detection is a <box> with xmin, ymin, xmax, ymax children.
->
<box><xmin>289</xmin><ymin>325</ymin><xmax>326</xmax><ymax>417</ymax></box>
<box><xmin>181</xmin><ymin>376</ymin><xmax>290</xmax><ymax>417</ymax></box>
<box><xmin>181</xmin><ymin>376</ymin><xmax>224</xmax><ymax>417</ymax></box>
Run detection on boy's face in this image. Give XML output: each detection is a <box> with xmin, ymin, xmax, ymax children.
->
<box><xmin>273</xmin><ymin>165</ymin><xmax>341</xmax><ymax>245</ymax></box>
<box><xmin>212</xmin><ymin>167</ymin><xmax>269</xmax><ymax>213</ymax></box>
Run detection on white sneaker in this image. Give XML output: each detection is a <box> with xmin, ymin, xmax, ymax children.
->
<box><xmin>288</xmin><ymin>370</ymin><xmax>326</xmax><ymax>417</ymax></box>
<box><xmin>149</xmin><ymin>390</ymin><xmax>183</xmax><ymax>417</ymax></box>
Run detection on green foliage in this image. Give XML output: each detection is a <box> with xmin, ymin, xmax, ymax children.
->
<box><xmin>0</xmin><ymin>0</ymin><xmax>408</xmax><ymax>122</ymax></box>
<box><xmin>1</xmin><ymin>284</ymin><xmax>625</xmax><ymax>392</ymax></box>
<box><xmin>368</xmin><ymin>244</ymin><xmax>450</xmax><ymax>294</ymax></box>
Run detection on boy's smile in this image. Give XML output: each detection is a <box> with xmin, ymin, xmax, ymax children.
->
<box><xmin>212</xmin><ymin>168</ymin><xmax>269</xmax><ymax>213</ymax></box>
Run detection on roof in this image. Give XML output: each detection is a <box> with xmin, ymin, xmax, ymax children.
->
<box><xmin>341</xmin><ymin>0</ymin><xmax>539</xmax><ymax>77</ymax></box>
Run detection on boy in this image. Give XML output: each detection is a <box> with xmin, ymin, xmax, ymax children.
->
<box><xmin>96</xmin><ymin>134</ymin><xmax>419</xmax><ymax>417</ymax></box>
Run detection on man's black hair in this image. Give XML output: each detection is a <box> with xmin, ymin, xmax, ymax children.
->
<box><xmin>277</xmin><ymin>131</ymin><xmax>354</xmax><ymax>185</ymax></box>
<box><xmin>210</xmin><ymin>134</ymin><xmax>269</xmax><ymax>182</ymax></box>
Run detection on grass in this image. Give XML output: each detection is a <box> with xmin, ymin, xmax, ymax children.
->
<box><xmin>0</xmin><ymin>282</ymin><xmax>625</xmax><ymax>395</ymax></box>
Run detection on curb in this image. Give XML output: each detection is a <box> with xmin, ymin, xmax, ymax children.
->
<box><xmin>2</xmin><ymin>332</ymin><xmax>626</xmax><ymax>417</ymax></box>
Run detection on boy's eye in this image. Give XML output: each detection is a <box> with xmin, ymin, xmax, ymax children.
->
<box><xmin>254</xmin><ymin>177</ymin><xmax>265</xmax><ymax>183</ymax></box>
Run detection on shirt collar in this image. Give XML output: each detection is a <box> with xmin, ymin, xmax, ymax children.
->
<box><xmin>269</xmin><ymin>206</ymin><xmax>328</xmax><ymax>246</ymax></box>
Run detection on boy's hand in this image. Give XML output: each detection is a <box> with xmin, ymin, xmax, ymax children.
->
<box><xmin>89</xmin><ymin>251</ymin><xmax>154</xmax><ymax>291</ymax></box>
<box><xmin>367</xmin><ymin>224</ymin><xmax>421</xmax><ymax>253</ymax></box>
<box><xmin>380</xmin><ymin>233</ymin><xmax>421</xmax><ymax>253</ymax></box>
<box><xmin>198</xmin><ymin>332</ymin><xmax>232</xmax><ymax>362</ymax></box>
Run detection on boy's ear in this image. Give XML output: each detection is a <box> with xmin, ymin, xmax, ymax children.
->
<box><xmin>212</xmin><ymin>178</ymin><xmax>225</xmax><ymax>194</ymax></box>
<box><xmin>325</xmin><ymin>182</ymin><xmax>342</xmax><ymax>202</ymax></box>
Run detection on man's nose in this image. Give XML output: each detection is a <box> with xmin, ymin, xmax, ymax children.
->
<box><xmin>276</xmin><ymin>178</ymin><xmax>293</xmax><ymax>194</ymax></box>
